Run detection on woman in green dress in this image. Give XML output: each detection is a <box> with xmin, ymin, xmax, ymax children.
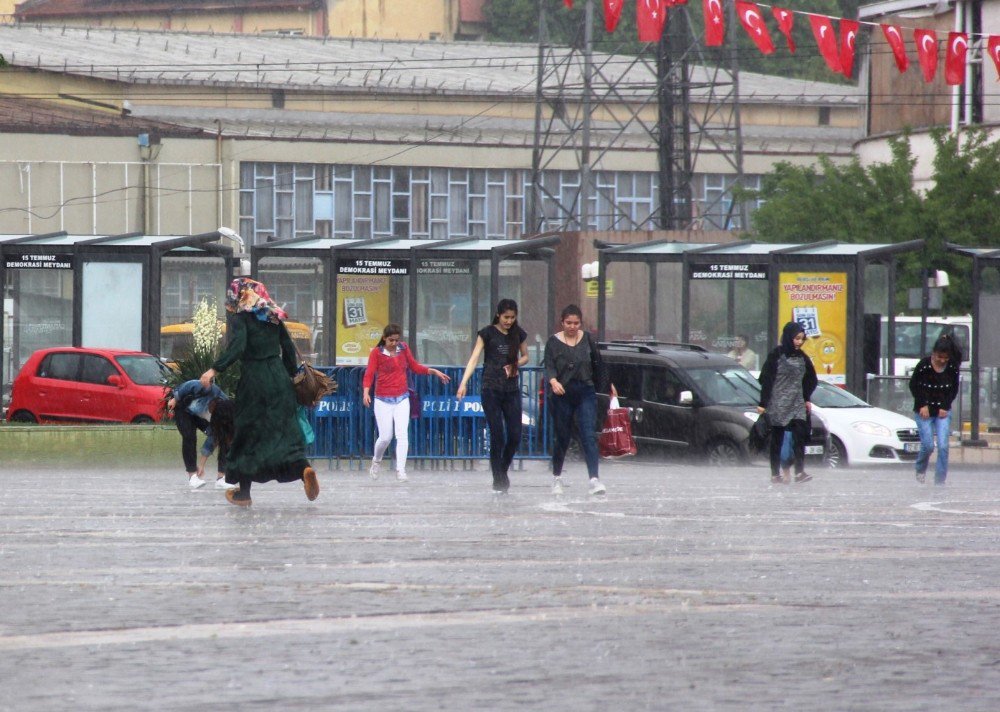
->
<box><xmin>200</xmin><ymin>277</ymin><xmax>319</xmax><ymax>507</ymax></box>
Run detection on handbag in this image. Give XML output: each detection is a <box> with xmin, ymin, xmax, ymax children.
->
<box><xmin>292</xmin><ymin>362</ymin><xmax>337</xmax><ymax>407</ymax></box>
<box><xmin>408</xmin><ymin>387</ymin><xmax>422</xmax><ymax>419</ymax></box>
<box><xmin>296</xmin><ymin>405</ymin><xmax>316</xmax><ymax>446</ymax></box>
<box><xmin>749</xmin><ymin>414</ymin><xmax>771</xmax><ymax>453</ymax></box>
<box><xmin>598</xmin><ymin>396</ymin><xmax>637</xmax><ymax>458</ymax></box>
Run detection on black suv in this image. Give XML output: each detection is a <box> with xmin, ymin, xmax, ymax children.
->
<box><xmin>598</xmin><ymin>341</ymin><xmax>828</xmax><ymax>466</ymax></box>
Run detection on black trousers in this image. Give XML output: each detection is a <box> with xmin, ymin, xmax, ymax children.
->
<box><xmin>768</xmin><ymin>418</ymin><xmax>809</xmax><ymax>476</ymax></box>
<box><xmin>175</xmin><ymin>408</ymin><xmax>226</xmax><ymax>474</ymax></box>
<box><xmin>481</xmin><ymin>388</ymin><xmax>522</xmax><ymax>489</ymax></box>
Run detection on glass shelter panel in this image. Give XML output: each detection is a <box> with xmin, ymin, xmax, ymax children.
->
<box><xmin>258</xmin><ymin>257</ymin><xmax>326</xmax><ymax>363</ymax></box>
<box><xmin>159</xmin><ymin>255</ymin><xmax>228</xmax><ymax>362</ymax></box>
<box><xmin>81</xmin><ymin>261</ymin><xmax>142</xmax><ymax>350</ymax></box>
<box><xmin>3</xmin><ymin>266</ymin><xmax>74</xmax><ymax>403</ymax></box>
<box><xmin>653</xmin><ymin>263</ymin><xmax>683</xmax><ymax>343</ymax></box>
<box><xmin>604</xmin><ymin>261</ymin><xmax>652</xmax><ymax>341</ymax></box>
<box><xmin>496</xmin><ymin>259</ymin><xmax>549</xmax><ymax>366</ymax></box>
<box><xmin>414</xmin><ymin>259</ymin><xmax>480</xmax><ymax>367</ymax></box>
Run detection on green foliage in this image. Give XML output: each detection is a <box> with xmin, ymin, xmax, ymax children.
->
<box><xmin>745</xmin><ymin>129</ymin><xmax>1000</xmax><ymax>313</ymax></box>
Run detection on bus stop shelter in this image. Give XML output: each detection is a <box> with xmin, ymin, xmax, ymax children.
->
<box><xmin>596</xmin><ymin>239</ymin><xmax>924</xmax><ymax>395</ymax></box>
<box><xmin>252</xmin><ymin>234</ymin><xmax>561</xmax><ymax>367</ymax></box>
<box><xmin>1</xmin><ymin>230</ymin><xmax>233</xmax><ymax>398</ymax></box>
<box><xmin>945</xmin><ymin>244</ymin><xmax>1000</xmax><ymax>444</ymax></box>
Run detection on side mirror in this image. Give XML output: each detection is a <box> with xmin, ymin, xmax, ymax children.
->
<box><xmin>678</xmin><ymin>390</ymin><xmax>694</xmax><ymax>406</ymax></box>
<box><xmin>107</xmin><ymin>374</ymin><xmax>125</xmax><ymax>388</ymax></box>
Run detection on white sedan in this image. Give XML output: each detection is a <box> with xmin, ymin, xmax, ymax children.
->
<box><xmin>809</xmin><ymin>381</ymin><xmax>921</xmax><ymax>468</ymax></box>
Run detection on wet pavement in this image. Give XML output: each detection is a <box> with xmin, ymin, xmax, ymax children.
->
<box><xmin>2</xmin><ymin>459</ymin><xmax>999</xmax><ymax>711</ymax></box>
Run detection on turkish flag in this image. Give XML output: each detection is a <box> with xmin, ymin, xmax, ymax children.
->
<box><xmin>564</xmin><ymin>0</ymin><xmax>573</xmax><ymax>7</ymax></box>
<box><xmin>988</xmin><ymin>36</ymin><xmax>1000</xmax><ymax>81</ymax></box>
<box><xmin>808</xmin><ymin>15</ymin><xmax>843</xmax><ymax>74</ymax></box>
<box><xmin>945</xmin><ymin>31</ymin><xmax>968</xmax><ymax>85</ymax></box>
<box><xmin>881</xmin><ymin>24</ymin><xmax>909</xmax><ymax>73</ymax></box>
<box><xmin>914</xmin><ymin>29</ymin><xmax>938</xmax><ymax>83</ymax></box>
<box><xmin>637</xmin><ymin>0</ymin><xmax>667</xmax><ymax>42</ymax></box>
<box><xmin>603</xmin><ymin>0</ymin><xmax>624</xmax><ymax>32</ymax></box>
<box><xmin>772</xmin><ymin>7</ymin><xmax>795</xmax><ymax>53</ymax></box>
<box><xmin>703</xmin><ymin>0</ymin><xmax>725</xmax><ymax>46</ymax></box>
<box><xmin>736</xmin><ymin>1</ymin><xmax>775</xmax><ymax>55</ymax></box>
<box><xmin>839</xmin><ymin>19</ymin><xmax>859</xmax><ymax>79</ymax></box>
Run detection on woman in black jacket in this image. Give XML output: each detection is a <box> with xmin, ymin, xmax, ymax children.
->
<box><xmin>908</xmin><ymin>333</ymin><xmax>961</xmax><ymax>485</ymax></box>
<box><xmin>758</xmin><ymin>321</ymin><xmax>818</xmax><ymax>484</ymax></box>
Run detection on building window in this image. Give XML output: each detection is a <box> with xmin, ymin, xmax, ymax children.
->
<box><xmin>238</xmin><ymin>162</ymin><xmax>760</xmax><ymax>244</ymax></box>
<box><xmin>818</xmin><ymin>106</ymin><xmax>830</xmax><ymax>126</ymax></box>
<box><xmin>272</xmin><ymin>90</ymin><xmax>286</xmax><ymax>109</ymax></box>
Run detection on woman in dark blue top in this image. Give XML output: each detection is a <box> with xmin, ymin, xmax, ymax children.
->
<box><xmin>456</xmin><ymin>298</ymin><xmax>529</xmax><ymax>493</ymax></box>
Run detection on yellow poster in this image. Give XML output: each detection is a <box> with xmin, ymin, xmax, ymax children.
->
<box><xmin>778</xmin><ymin>272</ymin><xmax>848</xmax><ymax>385</ymax></box>
<box><xmin>335</xmin><ymin>274</ymin><xmax>391</xmax><ymax>365</ymax></box>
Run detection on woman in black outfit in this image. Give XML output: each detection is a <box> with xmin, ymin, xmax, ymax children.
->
<box><xmin>908</xmin><ymin>333</ymin><xmax>961</xmax><ymax>485</ymax></box>
<box><xmin>456</xmin><ymin>299</ymin><xmax>529</xmax><ymax>493</ymax></box>
<box><xmin>758</xmin><ymin>321</ymin><xmax>818</xmax><ymax>484</ymax></box>
<box><xmin>543</xmin><ymin>304</ymin><xmax>615</xmax><ymax>497</ymax></box>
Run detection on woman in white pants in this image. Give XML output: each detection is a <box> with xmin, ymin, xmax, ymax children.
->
<box><xmin>362</xmin><ymin>324</ymin><xmax>450</xmax><ymax>481</ymax></box>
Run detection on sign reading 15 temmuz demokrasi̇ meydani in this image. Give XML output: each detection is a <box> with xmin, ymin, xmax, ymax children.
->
<box><xmin>4</xmin><ymin>253</ymin><xmax>72</xmax><ymax>269</ymax></box>
<box><xmin>690</xmin><ymin>264</ymin><xmax>768</xmax><ymax>280</ymax></box>
<box><xmin>314</xmin><ymin>395</ymin><xmax>484</xmax><ymax>418</ymax></box>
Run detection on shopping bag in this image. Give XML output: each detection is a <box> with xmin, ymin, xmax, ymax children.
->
<box><xmin>408</xmin><ymin>388</ymin><xmax>422</xmax><ymax>419</ymax></box>
<box><xmin>598</xmin><ymin>396</ymin><xmax>637</xmax><ymax>458</ymax></box>
<box><xmin>297</xmin><ymin>405</ymin><xmax>316</xmax><ymax>446</ymax></box>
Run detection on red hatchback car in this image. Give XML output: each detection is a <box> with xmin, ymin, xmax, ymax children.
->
<box><xmin>7</xmin><ymin>347</ymin><xmax>171</xmax><ymax>424</ymax></box>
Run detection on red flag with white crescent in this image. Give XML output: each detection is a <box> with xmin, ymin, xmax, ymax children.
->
<box><xmin>808</xmin><ymin>15</ymin><xmax>842</xmax><ymax>74</ymax></box>
<box><xmin>988</xmin><ymin>36</ymin><xmax>1000</xmax><ymax>81</ymax></box>
<box><xmin>914</xmin><ymin>29</ymin><xmax>938</xmax><ymax>83</ymax></box>
<box><xmin>637</xmin><ymin>0</ymin><xmax>667</xmax><ymax>43</ymax></box>
<box><xmin>772</xmin><ymin>7</ymin><xmax>795</xmax><ymax>53</ymax></box>
<box><xmin>735</xmin><ymin>1</ymin><xmax>775</xmax><ymax>55</ymax></box>
<box><xmin>603</xmin><ymin>0</ymin><xmax>624</xmax><ymax>32</ymax></box>
<box><xmin>703</xmin><ymin>0</ymin><xmax>725</xmax><ymax>46</ymax></box>
<box><xmin>945</xmin><ymin>31</ymin><xmax>968</xmax><ymax>85</ymax></box>
<box><xmin>839</xmin><ymin>19</ymin><xmax>859</xmax><ymax>79</ymax></box>
<box><xmin>881</xmin><ymin>24</ymin><xmax>909</xmax><ymax>73</ymax></box>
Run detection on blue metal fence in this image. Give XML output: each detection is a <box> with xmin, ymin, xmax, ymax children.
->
<box><xmin>304</xmin><ymin>366</ymin><xmax>552</xmax><ymax>467</ymax></box>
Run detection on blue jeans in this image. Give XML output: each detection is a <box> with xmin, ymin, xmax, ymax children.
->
<box><xmin>550</xmin><ymin>381</ymin><xmax>599</xmax><ymax>479</ymax></box>
<box><xmin>914</xmin><ymin>411</ymin><xmax>950</xmax><ymax>483</ymax></box>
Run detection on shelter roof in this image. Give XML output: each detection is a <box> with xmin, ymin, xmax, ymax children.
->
<box><xmin>17</xmin><ymin>0</ymin><xmax>321</xmax><ymax>19</ymax></box>
<box><xmin>0</xmin><ymin>94</ymin><xmax>206</xmax><ymax>137</ymax></box>
<box><xmin>0</xmin><ymin>231</ymin><xmax>226</xmax><ymax>250</ymax></box>
<box><xmin>602</xmin><ymin>240</ymin><xmax>922</xmax><ymax>259</ymax></box>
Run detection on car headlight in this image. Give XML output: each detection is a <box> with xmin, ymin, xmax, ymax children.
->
<box><xmin>852</xmin><ymin>421</ymin><xmax>892</xmax><ymax>437</ymax></box>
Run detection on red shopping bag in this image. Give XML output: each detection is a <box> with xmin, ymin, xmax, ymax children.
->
<box><xmin>598</xmin><ymin>397</ymin><xmax>637</xmax><ymax>458</ymax></box>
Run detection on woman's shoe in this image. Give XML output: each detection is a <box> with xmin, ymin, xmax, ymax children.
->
<box><xmin>303</xmin><ymin>467</ymin><xmax>320</xmax><ymax>501</ymax></box>
<box><xmin>794</xmin><ymin>472</ymin><xmax>813</xmax><ymax>483</ymax></box>
<box><xmin>225</xmin><ymin>489</ymin><xmax>252</xmax><ymax>507</ymax></box>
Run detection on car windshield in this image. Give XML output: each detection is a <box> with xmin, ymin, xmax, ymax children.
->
<box><xmin>811</xmin><ymin>381</ymin><xmax>870</xmax><ymax>408</ymax></box>
<box><xmin>116</xmin><ymin>355</ymin><xmax>170</xmax><ymax>386</ymax></box>
<box><xmin>686</xmin><ymin>366</ymin><xmax>760</xmax><ymax>406</ymax></box>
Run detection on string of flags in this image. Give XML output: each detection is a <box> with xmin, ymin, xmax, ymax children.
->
<box><xmin>561</xmin><ymin>0</ymin><xmax>989</xmax><ymax>86</ymax></box>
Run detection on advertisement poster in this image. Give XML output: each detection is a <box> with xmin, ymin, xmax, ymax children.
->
<box><xmin>778</xmin><ymin>272</ymin><xmax>848</xmax><ymax>384</ymax></box>
<box><xmin>335</xmin><ymin>274</ymin><xmax>391</xmax><ymax>365</ymax></box>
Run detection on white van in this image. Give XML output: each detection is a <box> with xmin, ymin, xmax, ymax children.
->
<box><xmin>880</xmin><ymin>315</ymin><xmax>971</xmax><ymax>376</ymax></box>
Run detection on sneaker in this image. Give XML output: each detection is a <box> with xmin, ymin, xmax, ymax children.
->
<box><xmin>303</xmin><ymin>467</ymin><xmax>320</xmax><ymax>501</ymax></box>
<box><xmin>770</xmin><ymin>474</ymin><xmax>784</xmax><ymax>485</ymax></box>
<box><xmin>369</xmin><ymin>459</ymin><xmax>381</xmax><ymax>480</ymax></box>
<box><xmin>551</xmin><ymin>477</ymin><xmax>564</xmax><ymax>495</ymax></box>
<box><xmin>225</xmin><ymin>489</ymin><xmax>252</xmax><ymax>507</ymax></box>
<box><xmin>215</xmin><ymin>478</ymin><xmax>237</xmax><ymax>491</ymax></box>
<box><xmin>915</xmin><ymin>471</ymin><xmax>927</xmax><ymax>484</ymax></box>
<box><xmin>589</xmin><ymin>477</ymin><xmax>607</xmax><ymax>496</ymax></box>
<box><xmin>188</xmin><ymin>474</ymin><xmax>206</xmax><ymax>489</ymax></box>
<box><xmin>396</xmin><ymin>470</ymin><xmax>408</xmax><ymax>482</ymax></box>
<box><xmin>794</xmin><ymin>472</ymin><xmax>813</xmax><ymax>483</ymax></box>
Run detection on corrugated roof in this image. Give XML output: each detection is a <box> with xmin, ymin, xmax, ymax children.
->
<box><xmin>17</xmin><ymin>0</ymin><xmax>321</xmax><ymax>20</ymax></box>
<box><xmin>0</xmin><ymin>24</ymin><xmax>862</xmax><ymax>105</ymax></box>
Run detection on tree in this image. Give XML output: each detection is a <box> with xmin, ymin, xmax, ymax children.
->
<box><xmin>743</xmin><ymin>129</ymin><xmax>1000</xmax><ymax>313</ymax></box>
